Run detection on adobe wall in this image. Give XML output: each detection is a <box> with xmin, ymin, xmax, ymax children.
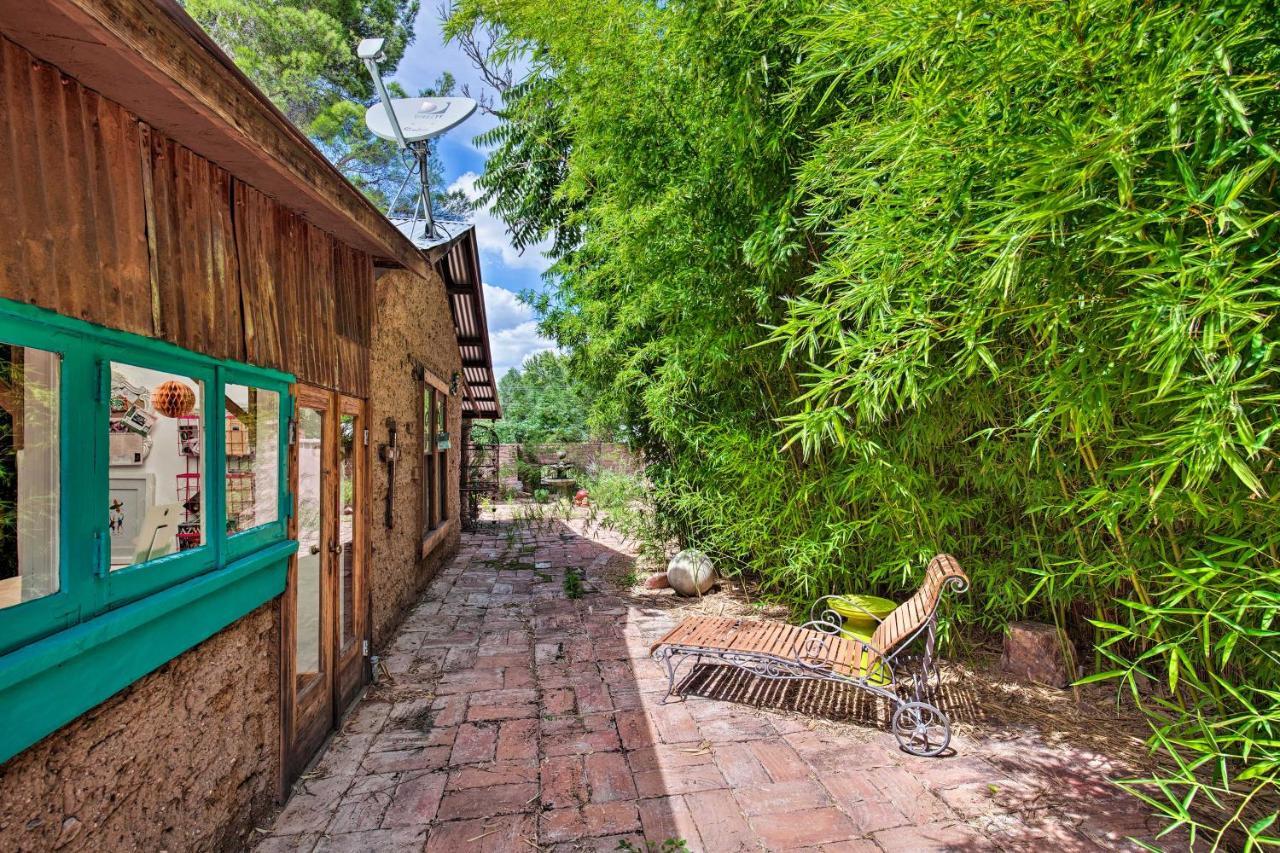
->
<box><xmin>0</xmin><ymin>603</ymin><xmax>280</xmax><ymax>853</ymax></box>
<box><xmin>368</xmin><ymin>268</ymin><xmax>463</xmax><ymax>649</ymax></box>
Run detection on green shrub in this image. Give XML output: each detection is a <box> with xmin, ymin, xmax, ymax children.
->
<box><xmin>517</xmin><ymin>459</ymin><xmax>543</xmax><ymax>492</ymax></box>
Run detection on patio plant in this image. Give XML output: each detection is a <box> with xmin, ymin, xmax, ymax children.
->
<box><xmin>449</xmin><ymin>0</ymin><xmax>1280</xmax><ymax>844</ymax></box>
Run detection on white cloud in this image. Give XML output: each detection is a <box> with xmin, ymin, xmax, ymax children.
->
<box><xmin>489</xmin><ymin>320</ymin><xmax>557</xmax><ymax>377</ymax></box>
<box><xmin>482</xmin><ymin>282</ymin><xmax>535</xmax><ymax>331</ymax></box>
<box><xmin>449</xmin><ymin>172</ymin><xmax>554</xmax><ymax>272</ymax></box>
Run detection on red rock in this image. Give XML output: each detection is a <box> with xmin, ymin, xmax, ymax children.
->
<box><xmin>541</xmin><ymin>755</ymin><xmax>587</xmax><ymax>809</ymax></box>
<box><xmin>585</xmin><ymin>751</ymin><xmax>637</xmax><ymax>803</ymax></box>
<box><xmin>1002</xmin><ymin>620</ymin><xmax>1071</xmax><ymax>687</ymax></box>
<box><xmin>539</xmin><ymin>802</ymin><xmax>642</xmax><ymax>843</ymax></box>
<box><xmin>749</xmin><ymin>740</ymin><xmax>810</xmax><ymax>783</ymax></box>
<box><xmin>734</xmin><ymin>779</ymin><xmax>833</xmax><ymax>816</ymax></box>
<box><xmin>873</xmin><ymin>820</ymin><xmax>990</xmax><ymax>850</ymax></box>
<box><xmin>644</xmin><ymin>572</ymin><xmax>670</xmax><ymax>589</ymax></box>
<box><xmin>425</xmin><ymin>814</ymin><xmax>535</xmax><ymax>852</ymax></box>
<box><xmin>543</xmin><ymin>726</ymin><xmax>622</xmax><ymax>757</ymax></box>
<box><xmin>446</xmin><ymin>761</ymin><xmax>538</xmax><ymax>791</ymax></box>
<box><xmin>495</xmin><ymin>718</ymin><xmax>539</xmax><ymax>761</ymax></box>
<box><xmin>712</xmin><ymin>742</ymin><xmax>771</xmax><ymax>788</ymax></box>
<box><xmin>381</xmin><ymin>771</ymin><xmax>447</xmax><ymax>827</ymax></box>
<box><xmin>749</xmin><ymin>806</ymin><xmax>858</xmax><ymax>848</ymax></box>
<box><xmin>685</xmin><ymin>789</ymin><xmax>755</xmax><ymax>851</ymax></box>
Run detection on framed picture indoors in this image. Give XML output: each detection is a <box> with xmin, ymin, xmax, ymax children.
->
<box><xmin>108</xmin><ymin>475</ymin><xmax>154</xmax><ymax>564</ymax></box>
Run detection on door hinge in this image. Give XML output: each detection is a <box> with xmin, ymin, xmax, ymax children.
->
<box><xmin>288</xmin><ymin>417</ymin><xmax>297</xmax><ymax>445</ymax></box>
<box><xmin>362</xmin><ymin>639</ymin><xmax>370</xmax><ymax>656</ymax></box>
<box><xmin>363</xmin><ymin>428</ymin><xmax>370</xmax><ymax>447</ymax></box>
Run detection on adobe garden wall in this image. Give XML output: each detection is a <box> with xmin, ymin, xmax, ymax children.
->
<box><xmin>367</xmin><ymin>269</ymin><xmax>464</xmax><ymax>649</ymax></box>
<box><xmin>0</xmin><ymin>603</ymin><xmax>281</xmax><ymax>852</ymax></box>
<box><xmin>499</xmin><ymin>442</ymin><xmax>642</xmax><ymax>494</ymax></box>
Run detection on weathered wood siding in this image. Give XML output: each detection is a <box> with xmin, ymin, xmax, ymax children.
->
<box><xmin>0</xmin><ymin>34</ymin><xmax>374</xmax><ymax>395</ymax></box>
<box><xmin>145</xmin><ymin>129</ymin><xmax>244</xmax><ymax>362</ymax></box>
<box><xmin>0</xmin><ymin>33</ymin><xmax>152</xmax><ymax>335</ymax></box>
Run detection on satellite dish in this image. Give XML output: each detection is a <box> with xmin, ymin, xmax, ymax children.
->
<box><xmin>365</xmin><ymin>97</ymin><xmax>477</xmax><ymax>144</ymax></box>
<box><xmin>356</xmin><ymin>37</ymin><xmax>476</xmax><ymax>246</ymax></box>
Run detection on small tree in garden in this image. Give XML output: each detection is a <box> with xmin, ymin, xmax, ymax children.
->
<box><xmin>474</xmin><ymin>351</ymin><xmax>604</xmax><ymax>444</ymax></box>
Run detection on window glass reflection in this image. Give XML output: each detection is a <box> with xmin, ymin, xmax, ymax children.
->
<box><xmin>108</xmin><ymin>364</ymin><xmax>203</xmax><ymax>569</ymax></box>
<box><xmin>225</xmin><ymin>384</ymin><xmax>280</xmax><ymax>534</ymax></box>
<box><xmin>0</xmin><ymin>344</ymin><xmax>59</xmax><ymax>610</ymax></box>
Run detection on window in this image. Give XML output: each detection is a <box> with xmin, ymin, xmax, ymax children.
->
<box><xmin>225</xmin><ymin>384</ymin><xmax>281</xmax><ymax>534</ymax></box>
<box><xmin>436</xmin><ymin>388</ymin><xmax>448</xmax><ymax>524</ymax></box>
<box><xmin>0</xmin><ymin>298</ymin><xmax>292</xmax><ymax>655</ymax></box>
<box><xmin>0</xmin><ymin>298</ymin><xmax>296</xmax><ymax>767</ymax></box>
<box><xmin>421</xmin><ymin>381</ymin><xmax>450</xmax><ymax>541</ymax></box>
<box><xmin>108</xmin><ymin>364</ymin><xmax>205</xmax><ymax>568</ymax></box>
<box><xmin>0</xmin><ymin>344</ymin><xmax>60</xmax><ymax>611</ymax></box>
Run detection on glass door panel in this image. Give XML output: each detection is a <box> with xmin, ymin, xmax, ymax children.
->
<box><xmin>284</xmin><ymin>386</ymin><xmax>334</xmax><ymax>787</ymax></box>
<box><xmin>294</xmin><ymin>405</ymin><xmax>323</xmax><ymax>686</ymax></box>
<box><xmin>337</xmin><ymin>412</ymin><xmax>356</xmax><ymax>650</ymax></box>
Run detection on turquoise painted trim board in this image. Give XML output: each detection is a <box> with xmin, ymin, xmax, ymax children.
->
<box><xmin>0</xmin><ymin>540</ymin><xmax>296</xmax><ymax>764</ymax></box>
<box><xmin>0</xmin><ymin>298</ymin><xmax>298</xmax><ymax>764</ymax></box>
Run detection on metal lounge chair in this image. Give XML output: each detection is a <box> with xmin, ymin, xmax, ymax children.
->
<box><xmin>650</xmin><ymin>554</ymin><xmax>969</xmax><ymax>756</ymax></box>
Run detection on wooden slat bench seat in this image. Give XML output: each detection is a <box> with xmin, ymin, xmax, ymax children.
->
<box><xmin>651</xmin><ymin>616</ymin><xmax>883</xmax><ymax>680</ymax></box>
<box><xmin>650</xmin><ymin>554</ymin><xmax>969</xmax><ymax>757</ymax></box>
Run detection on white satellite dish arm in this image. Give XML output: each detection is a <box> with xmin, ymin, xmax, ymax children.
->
<box><xmin>361</xmin><ymin>54</ymin><xmax>408</xmax><ymax>150</ymax></box>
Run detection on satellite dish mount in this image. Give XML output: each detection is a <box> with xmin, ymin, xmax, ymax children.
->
<box><xmin>358</xmin><ymin>38</ymin><xmax>477</xmax><ymax>244</ymax></box>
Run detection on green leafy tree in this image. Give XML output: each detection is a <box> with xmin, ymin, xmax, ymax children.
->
<box><xmin>451</xmin><ymin>0</ymin><xmax>1280</xmax><ymax>844</ymax></box>
<box><xmin>186</xmin><ymin>0</ymin><xmax>469</xmax><ymax>215</ymax></box>
<box><xmin>474</xmin><ymin>351</ymin><xmax>597</xmax><ymax>444</ymax></box>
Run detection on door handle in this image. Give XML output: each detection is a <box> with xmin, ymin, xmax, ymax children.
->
<box><xmin>310</xmin><ymin>545</ymin><xmax>321</xmax><ymax>555</ymax></box>
<box><xmin>329</xmin><ymin>542</ymin><xmax>343</xmax><ymax>555</ymax></box>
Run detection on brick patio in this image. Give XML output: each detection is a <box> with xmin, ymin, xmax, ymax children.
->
<box><xmin>255</xmin><ymin>516</ymin><xmax>1178</xmax><ymax>852</ymax></box>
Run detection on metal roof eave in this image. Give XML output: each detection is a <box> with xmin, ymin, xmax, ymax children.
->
<box><xmin>434</xmin><ymin>227</ymin><xmax>502</xmax><ymax>420</ymax></box>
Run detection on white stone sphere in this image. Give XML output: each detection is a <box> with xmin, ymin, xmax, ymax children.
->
<box><xmin>667</xmin><ymin>549</ymin><xmax>716</xmax><ymax>596</ymax></box>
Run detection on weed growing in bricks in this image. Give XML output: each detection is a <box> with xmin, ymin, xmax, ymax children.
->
<box><xmin>563</xmin><ymin>567</ymin><xmax>584</xmax><ymax>599</ymax></box>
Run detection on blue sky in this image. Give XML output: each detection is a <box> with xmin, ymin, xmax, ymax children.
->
<box><xmin>391</xmin><ymin>6</ymin><xmax>557</xmax><ymax>377</ymax></box>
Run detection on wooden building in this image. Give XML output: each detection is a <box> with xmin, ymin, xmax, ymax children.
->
<box><xmin>0</xmin><ymin>1</ymin><xmax>499</xmax><ymax>848</ymax></box>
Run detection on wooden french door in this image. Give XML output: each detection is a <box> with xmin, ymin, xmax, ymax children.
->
<box><xmin>283</xmin><ymin>385</ymin><xmax>368</xmax><ymax>786</ymax></box>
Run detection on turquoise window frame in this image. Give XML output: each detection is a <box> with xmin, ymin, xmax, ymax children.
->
<box><xmin>0</xmin><ymin>298</ymin><xmax>297</xmax><ymax>764</ymax></box>
<box><xmin>0</xmin><ymin>314</ymin><xmax>95</xmax><ymax>651</ymax></box>
<box><xmin>97</xmin><ymin>341</ymin><xmax>219</xmax><ymax>607</ymax></box>
<box><xmin>222</xmin><ymin>368</ymin><xmax>290</xmax><ymax>563</ymax></box>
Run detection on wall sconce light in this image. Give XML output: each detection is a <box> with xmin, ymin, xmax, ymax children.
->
<box><xmin>449</xmin><ymin>371</ymin><xmax>460</xmax><ymax>396</ymax></box>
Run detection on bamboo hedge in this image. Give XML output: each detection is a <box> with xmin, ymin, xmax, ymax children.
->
<box><xmin>452</xmin><ymin>0</ymin><xmax>1280</xmax><ymax>844</ymax></box>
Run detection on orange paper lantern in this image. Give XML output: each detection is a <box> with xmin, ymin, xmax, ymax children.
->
<box><xmin>153</xmin><ymin>380</ymin><xmax>196</xmax><ymax>418</ymax></box>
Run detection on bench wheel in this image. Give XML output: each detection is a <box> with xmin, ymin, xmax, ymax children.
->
<box><xmin>892</xmin><ymin>701</ymin><xmax>951</xmax><ymax>757</ymax></box>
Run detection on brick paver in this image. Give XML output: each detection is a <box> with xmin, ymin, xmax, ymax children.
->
<box><xmin>255</xmin><ymin>514</ymin><xmax>1180</xmax><ymax>852</ymax></box>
